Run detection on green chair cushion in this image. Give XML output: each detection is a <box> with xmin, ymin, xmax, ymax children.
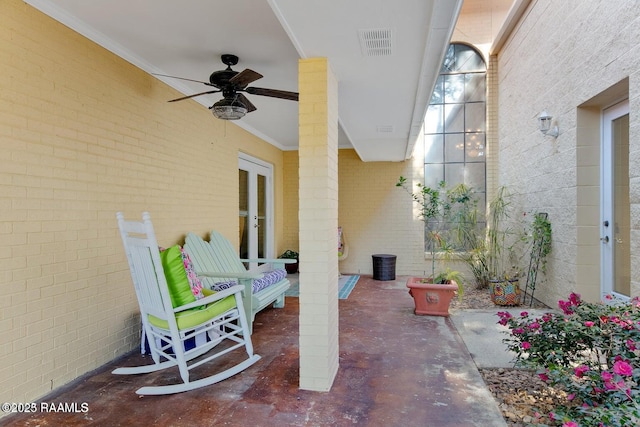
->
<box><xmin>148</xmin><ymin>293</ymin><xmax>236</xmax><ymax>330</ymax></box>
<box><xmin>160</xmin><ymin>245</ymin><xmax>197</xmax><ymax>308</ymax></box>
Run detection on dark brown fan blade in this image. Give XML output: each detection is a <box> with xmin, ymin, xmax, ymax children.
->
<box><xmin>245</xmin><ymin>86</ymin><xmax>299</xmax><ymax>101</ymax></box>
<box><xmin>236</xmin><ymin>93</ymin><xmax>257</xmax><ymax>112</ymax></box>
<box><xmin>168</xmin><ymin>90</ymin><xmax>220</xmax><ymax>102</ymax></box>
<box><xmin>229</xmin><ymin>69</ymin><xmax>263</xmax><ymax>88</ymax></box>
<box><xmin>152</xmin><ymin>73</ymin><xmax>214</xmax><ymax>86</ymax></box>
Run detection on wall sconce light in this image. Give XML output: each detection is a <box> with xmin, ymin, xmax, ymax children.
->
<box><xmin>538</xmin><ymin>110</ymin><xmax>559</xmax><ymax>137</ymax></box>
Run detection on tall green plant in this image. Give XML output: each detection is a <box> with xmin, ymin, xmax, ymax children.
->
<box><xmin>529</xmin><ymin>212</ymin><xmax>552</xmax><ymax>274</ymax></box>
<box><xmin>473</xmin><ymin>188</ymin><xmax>552</xmax><ymax>289</ymax></box>
<box><xmin>463</xmin><ymin>186</ymin><xmax>523</xmax><ymax>289</ymax></box>
<box><xmin>487</xmin><ymin>186</ymin><xmax>513</xmax><ymax>280</ymax></box>
<box><xmin>396</xmin><ymin>176</ymin><xmax>477</xmax><ymax>285</ymax></box>
<box><xmin>396</xmin><ymin>176</ymin><xmax>442</xmax><ymax>280</ymax></box>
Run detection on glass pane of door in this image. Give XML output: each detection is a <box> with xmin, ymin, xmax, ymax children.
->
<box><xmin>257</xmin><ymin>173</ymin><xmax>266</xmax><ymax>259</ymax></box>
<box><xmin>612</xmin><ymin>113</ymin><xmax>630</xmax><ymax>296</ymax></box>
<box><xmin>239</xmin><ymin>169</ymin><xmax>249</xmax><ymax>259</ymax></box>
<box><xmin>602</xmin><ymin>100</ymin><xmax>630</xmax><ymax>299</ymax></box>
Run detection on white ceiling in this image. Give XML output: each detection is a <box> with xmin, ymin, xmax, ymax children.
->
<box><xmin>25</xmin><ymin>0</ymin><xmax>463</xmax><ymax>162</ymax></box>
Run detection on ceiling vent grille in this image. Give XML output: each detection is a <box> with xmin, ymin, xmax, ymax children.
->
<box><xmin>358</xmin><ymin>28</ymin><xmax>393</xmax><ymax>57</ymax></box>
<box><xmin>376</xmin><ymin>125</ymin><xmax>394</xmax><ymax>133</ymax></box>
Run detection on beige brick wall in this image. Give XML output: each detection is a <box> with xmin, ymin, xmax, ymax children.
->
<box><xmin>282</xmin><ymin>148</ymin><xmax>440</xmax><ymax>278</ymax></box>
<box><xmin>486</xmin><ymin>55</ymin><xmax>499</xmax><ymax>204</ymax></box>
<box><xmin>496</xmin><ymin>0</ymin><xmax>640</xmax><ymax>304</ymax></box>
<box><xmin>452</xmin><ymin>0</ymin><xmax>514</xmax><ymax>60</ymax></box>
<box><xmin>1</xmin><ymin>0</ymin><xmax>286</xmax><ymax>406</ymax></box>
<box><xmin>337</xmin><ymin>150</ymin><xmax>430</xmax><ymax>276</ymax></box>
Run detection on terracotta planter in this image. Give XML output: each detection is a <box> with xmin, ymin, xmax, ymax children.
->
<box><xmin>489</xmin><ymin>279</ymin><xmax>522</xmax><ymax>306</ymax></box>
<box><xmin>406</xmin><ymin>277</ymin><xmax>458</xmax><ymax>317</ymax></box>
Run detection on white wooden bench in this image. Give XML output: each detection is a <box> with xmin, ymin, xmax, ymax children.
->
<box><xmin>184</xmin><ymin>231</ymin><xmax>293</xmax><ymax>333</ymax></box>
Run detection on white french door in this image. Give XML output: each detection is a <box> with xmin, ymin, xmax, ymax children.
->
<box><xmin>239</xmin><ymin>154</ymin><xmax>274</xmax><ymax>272</ymax></box>
<box><xmin>601</xmin><ymin>100</ymin><xmax>630</xmax><ymax>300</ymax></box>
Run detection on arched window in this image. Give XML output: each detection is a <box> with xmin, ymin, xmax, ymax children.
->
<box><xmin>424</xmin><ymin>43</ymin><xmax>486</xmax><ymax>208</ymax></box>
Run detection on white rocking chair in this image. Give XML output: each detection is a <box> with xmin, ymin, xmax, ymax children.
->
<box><xmin>113</xmin><ymin>212</ymin><xmax>260</xmax><ymax>395</ymax></box>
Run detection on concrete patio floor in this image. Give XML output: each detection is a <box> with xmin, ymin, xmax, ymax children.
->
<box><xmin>2</xmin><ymin>275</ymin><xmax>507</xmax><ymax>427</ymax></box>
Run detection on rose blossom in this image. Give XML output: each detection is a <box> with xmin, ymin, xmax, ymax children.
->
<box><xmin>497</xmin><ymin>311</ymin><xmax>512</xmax><ymax>326</ymax></box>
<box><xmin>613</xmin><ymin>360</ymin><xmax>633</xmax><ymax>377</ymax></box>
<box><xmin>558</xmin><ymin>300</ymin><xmax>573</xmax><ymax>314</ymax></box>
<box><xmin>569</xmin><ymin>293</ymin><xmax>580</xmax><ymax>303</ymax></box>
<box><xmin>528</xmin><ymin>321</ymin><xmax>541</xmax><ymax>330</ymax></box>
<box><xmin>574</xmin><ymin>365</ymin><xmax>589</xmax><ymax>378</ymax></box>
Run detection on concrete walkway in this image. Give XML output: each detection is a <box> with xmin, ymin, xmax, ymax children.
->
<box><xmin>450</xmin><ymin>308</ymin><xmax>553</xmax><ymax>369</ymax></box>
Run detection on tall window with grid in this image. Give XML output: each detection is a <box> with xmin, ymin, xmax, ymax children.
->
<box><xmin>425</xmin><ymin>43</ymin><xmax>486</xmax><ymax>211</ymax></box>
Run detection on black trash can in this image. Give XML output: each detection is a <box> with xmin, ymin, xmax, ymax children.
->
<box><xmin>372</xmin><ymin>254</ymin><xmax>396</xmax><ymax>281</ymax></box>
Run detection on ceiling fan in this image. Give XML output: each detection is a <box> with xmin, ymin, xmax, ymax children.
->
<box><xmin>155</xmin><ymin>54</ymin><xmax>299</xmax><ymax>120</ymax></box>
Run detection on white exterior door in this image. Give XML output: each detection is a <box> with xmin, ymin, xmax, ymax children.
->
<box><xmin>601</xmin><ymin>100</ymin><xmax>630</xmax><ymax>300</ymax></box>
<box><xmin>239</xmin><ymin>154</ymin><xmax>274</xmax><ymax>272</ymax></box>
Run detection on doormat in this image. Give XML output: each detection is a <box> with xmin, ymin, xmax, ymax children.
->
<box><xmin>285</xmin><ymin>275</ymin><xmax>359</xmax><ymax>300</ymax></box>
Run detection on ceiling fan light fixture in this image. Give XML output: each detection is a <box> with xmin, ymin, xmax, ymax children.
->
<box><xmin>161</xmin><ymin>54</ymin><xmax>298</xmax><ymax>119</ymax></box>
<box><xmin>211</xmin><ymin>97</ymin><xmax>247</xmax><ymax>120</ymax></box>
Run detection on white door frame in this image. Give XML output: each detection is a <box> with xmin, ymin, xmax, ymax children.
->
<box><xmin>238</xmin><ymin>153</ymin><xmax>274</xmax><ymax>271</ymax></box>
<box><xmin>600</xmin><ymin>99</ymin><xmax>630</xmax><ymax>301</ymax></box>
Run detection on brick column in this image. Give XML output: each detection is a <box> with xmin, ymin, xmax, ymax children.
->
<box><xmin>297</xmin><ymin>57</ymin><xmax>339</xmax><ymax>391</ymax></box>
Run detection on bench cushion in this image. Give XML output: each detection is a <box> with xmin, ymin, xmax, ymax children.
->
<box><xmin>211</xmin><ymin>269</ymin><xmax>287</xmax><ymax>294</ymax></box>
<box><xmin>148</xmin><ymin>293</ymin><xmax>236</xmax><ymax>330</ymax></box>
<box><xmin>251</xmin><ymin>269</ymin><xmax>287</xmax><ymax>293</ymax></box>
<box><xmin>212</xmin><ymin>281</ymin><xmax>237</xmax><ymax>292</ymax></box>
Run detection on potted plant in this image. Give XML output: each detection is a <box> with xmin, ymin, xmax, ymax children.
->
<box><xmin>396</xmin><ymin>177</ymin><xmax>475</xmax><ymax>316</ymax></box>
<box><xmin>405</xmin><ymin>269</ymin><xmax>465</xmax><ymax>316</ymax></box>
<box><xmin>279</xmin><ymin>249</ymin><xmax>299</xmax><ymax>274</ymax></box>
<box><xmin>484</xmin><ymin>186</ymin><xmax>523</xmax><ymax>305</ymax></box>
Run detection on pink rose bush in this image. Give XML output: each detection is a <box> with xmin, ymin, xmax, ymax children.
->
<box><xmin>498</xmin><ymin>294</ymin><xmax>640</xmax><ymax>426</ymax></box>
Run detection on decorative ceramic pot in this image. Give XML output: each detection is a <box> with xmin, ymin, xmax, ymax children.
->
<box><xmin>489</xmin><ymin>278</ymin><xmax>522</xmax><ymax>306</ymax></box>
<box><xmin>406</xmin><ymin>277</ymin><xmax>458</xmax><ymax>317</ymax></box>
